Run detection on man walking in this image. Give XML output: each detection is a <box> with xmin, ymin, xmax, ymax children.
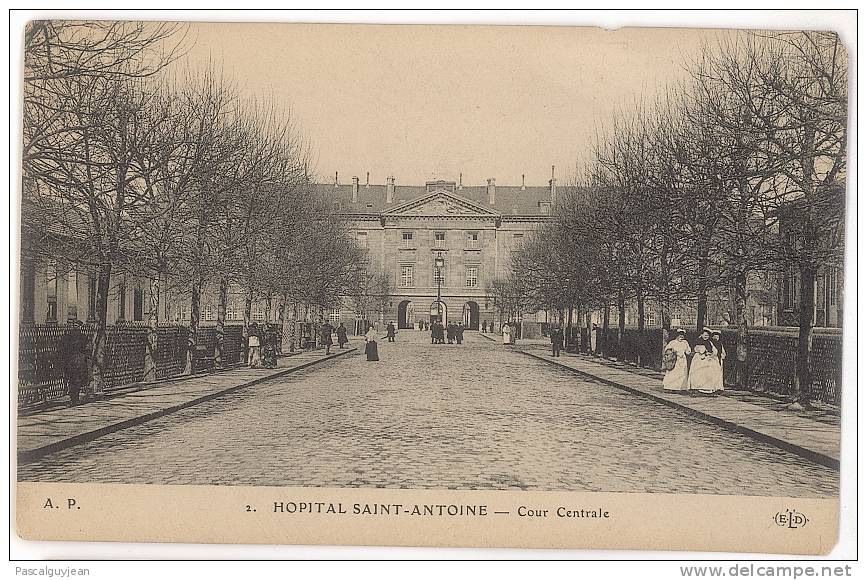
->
<box><xmin>551</xmin><ymin>325</ymin><xmax>563</xmax><ymax>357</ymax></box>
<box><xmin>57</xmin><ymin>321</ymin><xmax>88</xmax><ymax>405</ymax></box>
<box><xmin>321</xmin><ymin>320</ymin><xmax>334</xmax><ymax>355</ymax></box>
<box><xmin>386</xmin><ymin>321</ymin><xmax>396</xmax><ymax>342</ymax></box>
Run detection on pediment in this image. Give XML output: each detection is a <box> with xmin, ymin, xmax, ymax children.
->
<box><xmin>383</xmin><ymin>190</ymin><xmax>500</xmax><ymax>217</ymax></box>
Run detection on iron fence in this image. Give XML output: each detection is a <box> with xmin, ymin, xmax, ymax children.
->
<box><xmin>17</xmin><ymin>322</ymin><xmax>278</xmax><ymax>407</ymax></box>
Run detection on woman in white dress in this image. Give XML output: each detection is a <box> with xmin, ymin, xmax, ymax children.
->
<box><xmin>688</xmin><ymin>327</ymin><xmax>720</xmax><ymax>395</ymax></box>
<box><xmin>710</xmin><ymin>330</ymin><xmax>727</xmax><ymax>392</ymax></box>
<box><xmin>502</xmin><ymin>322</ymin><xmax>513</xmax><ymax>345</ymax></box>
<box><xmin>662</xmin><ymin>328</ymin><xmax>691</xmax><ymax>392</ymax></box>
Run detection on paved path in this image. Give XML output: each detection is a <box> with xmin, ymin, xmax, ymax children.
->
<box><xmin>17</xmin><ymin>346</ymin><xmax>356</xmax><ymax>463</ymax></box>
<box><xmin>18</xmin><ymin>331</ymin><xmax>837</xmax><ymax>497</ymax></box>
<box><xmin>499</xmin><ymin>337</ymin><xmax>840</xmax><ymax>469</ymax></box>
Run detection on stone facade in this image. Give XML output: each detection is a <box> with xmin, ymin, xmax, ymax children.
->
<box><xmin>318</xmin><ymin>176</ymin><xmax>555</xmax><ymax>329</ymax></box>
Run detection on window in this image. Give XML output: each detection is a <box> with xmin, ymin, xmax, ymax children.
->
<box><xmin>357</xmin><ymin>231</ymin><xmax>369</xmax><ymax>248</ymax></box>
<box><xmin>181</xmin><ymin>305</ymin><xmax>190</xmax><ymax>323</ymax></box>
<box><xmin>87</xmin><ymin>274</ymin><xmax>97</xmax><ymax>322</ymax></box>
<box><xmin>20</xmin><ymin>259</ymin><xmax>35</xmax><ymax>323</ymax></box>
<box><xmin>253</xmin><ymin>304</ymin><xmax>265</xmax><ymax>321</ymax></box>
<box><xmin>783</xmin><ymin>270</ymin><xmax>798</xmax><ymax>310</ymax></box>
<box><xmin>434</xmin><ymin>231</ymin><xmax>446</xmax><ymax>248</ymax></box>
<box><xmin>204</xmin><ymin>304</ymin><xmax>214</xmax><ymax>321</ymax></box>
<box><xmin>466</xmin><ymin>231</ymin><xmax>480</xmax><ymax>249</ymax></box>
<box><xmin>133</xmin><ymin>287</ymin><xmax>144</xmax><ymax>321</ymax></box>
<box><xmin>329</xmin><ymin>308</ymin><xmax>341</xmax><ymax>323</ymax></box>
<box><xmin>226</xmin><ymin>304</ymin><xmax>238</xmax><ymax>321</ymax></box>
<box><xmin>465</xmin><ymin>266</ymin><xmax>478</xmax><ymax>288</ymax></box>
<box><xmin>117</xmin><ymin>281</ymin><xmax>127</xmax><ymax>321</ymax></box>
<box><xmin>830</xmin><ymin>269</ymin><xmax>838</xmax><ymax>306</ymax></box>
<box><xmin>401</xmin><ymin>231</ymin><xmax>414</xmax><ymax>249</ymax></box>
<box><xmin>433</xmin><ymin>262</ymin><xmax>446</xmax><ymax>285</ymax></box>
<box><xmin>539</xmin><ymin>202</ymin><xmax>551</xmax><ymax>215</ymax></box>
<box><xmin>400</xmin><ymin>265</ymin><xmax>414</xmax><ymax>288</ymax></box>
<box><xmin>46</xmin><ymin>264</ymin><xmax>58</xmax><ymax>322</ymax></box>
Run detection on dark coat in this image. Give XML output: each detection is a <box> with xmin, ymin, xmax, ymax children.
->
<box><xmin>336</xmin><ymin>326</ymin><xmax>348</xmax><ymax>344</ymax></box>
<box><xmin>386</xmin><ymin>323</ymin><xmax>396</xmax><ymax>337</ymax></box>
<box><xmin>321</xmin><ymin>323</ymin><xmax>334</xmax><ymax>345</ymax></box>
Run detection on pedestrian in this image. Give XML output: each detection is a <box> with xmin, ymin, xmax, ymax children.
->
<box><xmin>262</xmin><ymin>325</ymin><xmax>278</xmax><ymax>368</ymax></box>
<box><xmin>590</xmin><ymin>323</ymin><xmax>598</xmax><ymax>354</ymax></box>
<box><xmin>662</xmin><ymin>328</ymin><xmax>691</xmax><ymax>393</ymax></box>
<box><xmin>321</xmin><ymin>320</ymin><xmax>334</xmax><ymax>355</ymax></box>
<box><xmin>710</xmin><ymin>330</ymin><xmax>727</xmax><ymax>392</ymax></box>
<box><xmin>386</xmin><ymin>321</ymin><xmax>396</xmax><ymax>342</ymax></box>
<box><xmin>481</xmin><ymin>320</ymin><xmax>487</xmax><ymax>333</ymax></box>
<box><xmin>446</xmin><ymin>323</ymin><xmax>453</xmax><ymax>344</ymax></box>
<box><xmin>364</xmin><ymin>324</ymin><xmax>379</xmax><ymax>361</ymax></box>
<box><xmin>337</xmin><ymin>322</ymin><xmax>348</xmax><ymax>348</ymax></box>
<box><xmin>688</xmin><ymin>327</ymin><xmax>720</xmax><ymax>395</ymax></box>
<box><xmin>502</xmin><ymin>321</ymin><xmax>512</xmax><ymax>346</ymax></box>
<box><xmin>436</xmin><ymin>321</ymin><xmax>445</xmax><ymax>344</ymax></box>
<box><xmin>551</xmin><ymin>325</ymin><xmax>563</xmax><ymax>357</ymax></box>
<box><xmin>57</xmin><ymin>321</ymin><xmax>88</xmax><ymax>405</ymax></box>
<box><xmin>456</xmin><ymin>323</ymin><xmax>464</xmax><ymax>344</ymax></box>
<box><xmin>510</xmin><ymin>321</ymin><xmax>518</xmax><ymax>344</ymax></box>
<box><xmin>247</xmin><ymin>322</ymin><xmax>262</xmax><ymax>367</ymax></box>
<box><xmin>418</xmin><ymin>320</ymin><xmax>423</xmax><ymax>331</ymax></box>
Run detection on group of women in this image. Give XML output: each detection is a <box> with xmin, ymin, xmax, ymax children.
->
<box><xmin>662</xmin><ymin>327</ymin><xmax>727</xmax><ymax>396</ymax></box>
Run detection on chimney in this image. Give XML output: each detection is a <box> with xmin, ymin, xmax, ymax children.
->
<box><xmin>352</xmin><ymin>176</ymin><xmax>359</xmax><ymax>203</ymax></box>
<box><xmin>386</xmin><ymin>176</ymin><xmax>395</xmax><ymax>204</ymax></box>
<box><xmin>549</xmin><ymin>165</ymin><xmax>557</xmax><ymax>201</ymax></box>
<box><xmin>458</xmin><ymin>173</ymin><xmax>463</xmax><ymax>190</ymax></box>
<box><xmin>487</xmin><ymin>178</ymin><xmax>496</xmax><ymax>205</ymax></box>
<box><xmin>366</xmin><ymin>172</ymin><xmax>370</xmax><ymax>187</ymax></box>
<box><xmin>521</xmin><ymin>174</ymin><xmax>526</xmax><ymax>191</ymax></box>
<box><xmin>334</xmin><ymin>171</ymin><xmax>339</xmax><ymax>187</ymax></box>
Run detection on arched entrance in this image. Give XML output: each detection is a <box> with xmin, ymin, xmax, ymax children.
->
<box><xmin>430</xmin><ymin>300</ymin><xmax>447</xmax><ymax>326</ymax></box>
<box><xmin>463</xmin><ymin>301</ymin><xmax>480</xmax><ymax>330</ymax></box>
<box><xmin>397</xmin><ymin>300</ymin><xmax>415</xmax><ymax>329</ymax></box>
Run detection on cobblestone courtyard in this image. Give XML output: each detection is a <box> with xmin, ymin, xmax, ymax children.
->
<box><xmin>18</xmin><ymin>331</ymin><xmax>838</xmax><ymax>497</ymax></box>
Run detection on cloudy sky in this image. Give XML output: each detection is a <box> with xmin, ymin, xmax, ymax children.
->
<box><xmin>180</xmin><ymin>22</ymin><xmax>731</xmax><ymax>187</ymax></box>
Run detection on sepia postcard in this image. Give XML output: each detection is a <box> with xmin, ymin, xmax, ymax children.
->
<box><xmin>13</xmin><ymin>17</ymin><xmax>851</xmax><ymax>555</ymax></box>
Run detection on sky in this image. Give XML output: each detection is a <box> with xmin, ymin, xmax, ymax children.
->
<box><xmin>177</xmin><ymin>23</ymin><xmax>731</xmax><ymax>187</ymax></box>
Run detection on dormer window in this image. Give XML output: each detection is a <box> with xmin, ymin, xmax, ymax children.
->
<box><xmin>539</xmin><ymin>201</ymin><xmax>551</xmax><ymax>215</ymax></box>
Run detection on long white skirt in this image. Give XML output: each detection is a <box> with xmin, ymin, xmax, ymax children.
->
<box><xmin>688</xmin><ymin>355</ymin><xmax>720</xmax><ymax>391</ymax></box>
<box><xmin>663</xmin><ymin>356</ymin><xmax>689</xmax><ymax>391</ymax></box>
<box><xmin>502</xmin><ymin>332</ymin><xmax>511</xmax><ymax>345</ymax></box>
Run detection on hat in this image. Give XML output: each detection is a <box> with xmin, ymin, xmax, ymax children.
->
<box><xmin>711</xmin><ymin>329</ymin><xmax>722</xmax><ymax>336</ymax></box>
<box><xmin>675</xmin><ymin>328</ymin><xmax>686</xmax><ymax>335</ymax></box>
<box><xmin>702</xmin><ymin>326</ymin><xmax>712</xmax><ymax>333</ymax></box>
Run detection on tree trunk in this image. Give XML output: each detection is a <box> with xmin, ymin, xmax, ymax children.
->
<box><xmin>186</xmin><ymin>277</ymin><xmax>202</xmax><ymax>374</ymax></box>
<box><xmin>143</xmin><ymin>273</ymin><xmax>160</xmax><ymax>382</ymax></box>
<box><xmin>276</xmin><ymin>293</ymin><xmax>287</xmax><ymax>354</ymax></box>
<box><xmin>793</xmin><ymin>265</ymin><xmax>816</xmax><ymax>407</ymax></box>
<box><xmin>243</xmin><ymin>286</ymin><xmax>254</xmax><ymax>364</ymax></box>
<box><xmin>617</xmin><ymin>290</ymin><xmax>626</xmax><ymax>362</ymax></box>
<box><xmin>602</xmin><ymin>302</ymin><xmax>610</xmax><ymax>358</ymax></box>
<box><xmin>88</xmin><ymin>262</ymin><xmax>112</xmax><ymax>396</ymax></box>
<box><xmin>659</xmin><ymin>296</ymin><xmax>670</xmax><ymax>371</ymax></box>
<box><xmin>214</xmin><ymin>276</ymin><xmax>228</xmax><ymax>369</ymax></box>
<box><xmin>733</xmin><ymin>271</ymin><xmax>749</xmax><ymax>390</ymax></box>
<box><xmin>696</xmin><ymin>251</ymin><xmax>709</xmax><ymax>332</ymax></box>
<box><xmin>636</xmin><ymin>290</ymin><xmax>645</xmax><ymax>366</ymax></box>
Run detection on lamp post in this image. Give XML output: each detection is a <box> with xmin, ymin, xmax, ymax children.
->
<box><xmin>435</xmin><ymin>252</ymin><xmax>444</xmax><ymax>323</ymax></box>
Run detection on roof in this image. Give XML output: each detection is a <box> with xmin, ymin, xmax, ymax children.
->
<box><xmin>313</xmin><ymin>182</ymin><xmax>554</xmax><ymax>217</ymax></box>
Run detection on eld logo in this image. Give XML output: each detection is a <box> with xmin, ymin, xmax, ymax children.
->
<box><xmin>774</xmin><ymin>509</ymin><xmax>809</xmax><ymax>529</ymax></box>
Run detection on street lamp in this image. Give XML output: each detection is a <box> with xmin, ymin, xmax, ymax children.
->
<box><xmin>435</xmin><ymin>252</ymin><xmax>444</xmax><ymax>323</ymax></box>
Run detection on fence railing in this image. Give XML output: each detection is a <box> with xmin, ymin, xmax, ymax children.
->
<box><xmin>17</xmin><ymin>322</ymin><xmax>274</xmax><ymax>407</ymax></box>
<box><xmin>566</xmin><ymin>325</ymin><xmax>842</xmax><ymax>407</ymax></box>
